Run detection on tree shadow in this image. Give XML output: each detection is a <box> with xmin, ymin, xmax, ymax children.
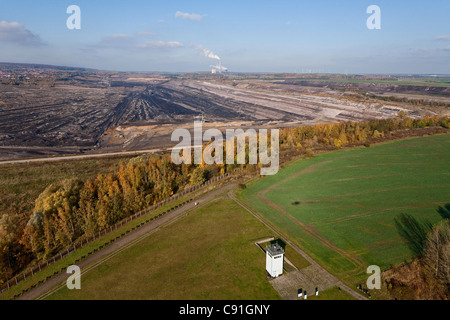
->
<box><xmin>394</xmin><ymin>213</ymin><xmax>433</xmax><ymax>258</ymax></box>
<box><xmin>437</xmin><ymin>203</ymin><xmax>450</xmax><ymax>220</ymax></box>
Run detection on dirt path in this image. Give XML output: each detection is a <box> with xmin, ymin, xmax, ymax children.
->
<box><xmin>18</xmin><ymin>177</ymin><xmax>366</xmax><ymax>300</ymax></box>
<box><xmin>0</xmin><ymin>148</ymin><xmax>163</xmax><ymax>165</ymax></box>
<box><xmin>256</xmin><ymin>159</ymin><xmax>366</xmax><ymax>271</ymax></box>
<box><xmin>18</xmin><ymin>183</ymin><xmax>235</xmax><ymax>300</ymax></box>
<box><xmin>258</xmin><ymin>194</ymin><xmax>365</xmax><ymax>271</ymax></box>
<box><xmin>229</xmin><ymin>191</ymin><xmax>368</xmax><ymax>300</ymax></box>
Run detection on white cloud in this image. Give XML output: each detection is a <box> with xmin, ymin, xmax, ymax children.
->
<box><xmin>138</xmin><ymin>41</ymin><xmax>184</xmax><ymax>49</ymax></box>
<box><xmin>95</xmin><ymin>32</ymin><xmax>155</xmax><ymax>49</ymax></box>
<box><xmin>436</xmin><ymin>35</ymin><xmax>450</xmax><ymax>41</ymax></box>
<box><xmin>0</xmin><ymin>21</ymin><xmax>44</xmax><ymax>46</ymax></box>
<box><xmin>102</xmin><ymin>32</ymin><xmax>154</xmax><ymax>43</ymax></box>
<box><xmin>95</xmin><ymin>34</ymin><xmax>135</xmax><ymax>49</ymax></box>
<box><xmin>104</xmin><ymin>34</ymin><xmax>134</xmax><ymax>41</ymax></box>
<box><xmin>136</xmin><ymin>31</ymin><xmax>155</xmax><ymax>38</ymax></box>
<box><xmin>175</xmin><ymin>11</ymin><xmax>205</xmax><ymax>21</ymax></box>
<box><xmin>91</xmin><ymin>32</ymin><xmax>182</xmax><ymax>54</ymax></box>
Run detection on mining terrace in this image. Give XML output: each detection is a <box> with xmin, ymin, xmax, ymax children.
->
<box><xmin>0</xmin><ymin>65</ymin><xmax>448</xmax><ymax>160</ymax></box>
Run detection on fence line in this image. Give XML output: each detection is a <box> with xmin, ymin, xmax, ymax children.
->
<box><xmin>0</xmin><ymin>173</ymin><xmax>229</xmax><ymax>296</ymax></box>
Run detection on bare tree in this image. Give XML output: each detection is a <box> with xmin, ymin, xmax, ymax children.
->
<box><xmin>423</xmin><ymin>220</ymin><xmax>450</xmax><ymax>289</ymax></box>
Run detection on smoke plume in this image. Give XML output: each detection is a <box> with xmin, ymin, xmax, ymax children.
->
<box><xmin>197</xmin><ymin>45</ymin><xmax>220</xmax><ymax>60</ymax></box>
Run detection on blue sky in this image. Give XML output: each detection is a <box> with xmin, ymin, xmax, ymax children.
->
<box><xmin>0</xmin><ymin>0</ymin><xmax>449</xmax><ymax>73</ymax></box>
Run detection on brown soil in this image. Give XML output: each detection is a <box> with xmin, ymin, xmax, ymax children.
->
<box><xmin>383</xmin><ymin>259</ymin><xmax>448</xmax><ymax>300</ymax></box>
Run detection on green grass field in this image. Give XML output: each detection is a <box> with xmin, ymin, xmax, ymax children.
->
<box><xmin>240</xmin><ymin>133</ymin><xmax>450</xmax><ymax>286</ymax></box>
<box><xmin>45</xmin><ymin>196</ymin><xmax>282</xmax><ymax>300</ymax></box>
<box><xmin>307</xmin><ymin>286</ymin><xmax>355</xmax><ymax>300</ymax></box>
<box><xmin>0</xmin><ymin>186</ymin><xmax>207</xmax><ymax>301</ymax></box>
<box><xmin>6</xmin><ymin>133</ymin><xmax>448</xmax><ymax>300</ymax></box>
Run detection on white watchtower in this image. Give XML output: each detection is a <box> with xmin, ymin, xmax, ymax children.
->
<box><xmin>266</xmin><ymin>242</ymin><xmax>284</xmax><ymax>278</ymax></box>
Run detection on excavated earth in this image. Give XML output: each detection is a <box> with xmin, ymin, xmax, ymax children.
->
<box><xmin>0</xmin><ymin>74</ymin><xmax>448</xmax><ymax>160</ymax></box>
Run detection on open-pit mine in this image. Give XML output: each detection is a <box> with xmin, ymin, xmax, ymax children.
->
<box><xmin>0</xmin><ymin>63</ymin><xmax>448</xmax><ymax>160</ymax></box>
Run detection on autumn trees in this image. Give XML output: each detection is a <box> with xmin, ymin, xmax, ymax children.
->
<box><xmin>0</xmin><ymin>113</ymin><xmax>448</xmax><ymax>285</ymax></box>
<box><xmin>23</xmin><ymin>178</ymin><xmax>83</xmax><ymax>259</ymax></box>
<box><xmin>21</xmin><ymin>155</ymin><xmax>213</xmax><ymax>260</ymax></box>
<box><xmin>422</xmin><ymin>205</ymin><xmax>450</xmax><ymax>292</ymax></box>
<box><xmin>393</xmin><ymin>205</ymin><xmax>450</xmax><ymax>297</ymax></box>
<box><xmin>423</xmin><ymin>220</ymin><xmax>450</xmax><ymax>289</ymax></box>
<box><xmin>280</xmin><ymin>114</ymin><xmax>447</xmax><ymax>152</ymax></box>
<box><xmin>0</xmin><ymin>214</ymin><xmax>21</xmax><ymax>281</ymax></box>
<box><xmin>21</xmin><ymin>113</ymin><xmax>447</xmax><ymax>261</ymax></box>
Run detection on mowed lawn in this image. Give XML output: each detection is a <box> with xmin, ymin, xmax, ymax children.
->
<box><xmin>240</xmin><ymin>133</ymin><xmax>450</xmax><ymax>284</ymax></box>
<box><xmin>46</xmin><ymin>197</ymin><xmax>281</xmax><ymax>300</ymax></box>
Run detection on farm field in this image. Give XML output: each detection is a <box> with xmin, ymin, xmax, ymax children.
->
<box><xmin>240</xmin><ymin>133</ymin><xmax>450</xmax><ymax>286</ymax></box>
<box><xmin>44</xmin><ymin>197</ymin><xmax>282</xmax><ymax>300</ymax></box>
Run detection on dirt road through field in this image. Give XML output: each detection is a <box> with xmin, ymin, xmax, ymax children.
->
<box><xmin>18</xmin><ymin>183</ymin><xmax>235</xmax><ymax>300</ymax></box>
<box><xmin>228</xmin><ymin>191</ymin><xmax>368</xmax><ymax>300</ymax></box>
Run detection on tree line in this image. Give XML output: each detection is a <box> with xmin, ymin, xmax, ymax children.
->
<box><xmin>0</xmin><ymin>113</ymin><xmax>449</xmax><ymax>284</ymax></box>
<box><xmin>393</xmin><ymin>205</ymin><xmax>450</xmax><ymax>298</ymax></box>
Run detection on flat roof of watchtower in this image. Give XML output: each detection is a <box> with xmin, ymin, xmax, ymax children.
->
<box><xmin>267</xmin><ymin>243</ymin><xmax>284</xmax><ymax>256</ymax></box>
